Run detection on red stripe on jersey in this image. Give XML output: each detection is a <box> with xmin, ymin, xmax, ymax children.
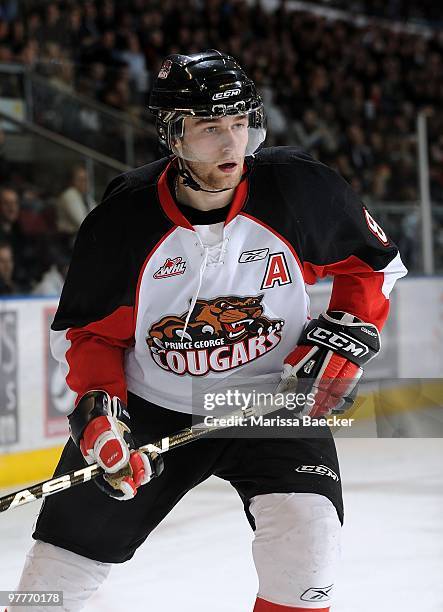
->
<box><xmin>157</xmin><ymin>160</ymin><xmax>194</xmax><ymax>230</ymax></box>
<box><xmin>157</xmin><ymin>159</ymin><xmax>249</xmax><ymax>228</ymax></box>
<box><xmin>134</xmin><ymin>225</ymin><xmax>178</xmax><ymax>329</ymax></box>
<box><xmin>304</xmin><ymin>256</ymin><xmax>388</xmax><ymax>330</ymax></box>
<box><xmin>254</xmin><ymin>598</ymin><xmax>329</xmax><ymax>611</ymax></box>
<box><xmin>239</xmin><ymin>212</ymin><xmax>304</xmax><ymax>277</ymax></box>
<box><xmin>65</xmin><ymin>305</ymin><xmax>134</xmax><ymax>405</ymax></box>
<box><xmin>225</xmin><ymin>166</ymin><xmax>249</xmax><ymax>225</ymax></box>
<box><xmin>63</xmin><ymin>225</ymin><xmax>179</xmax><ymax>405</ymax></box>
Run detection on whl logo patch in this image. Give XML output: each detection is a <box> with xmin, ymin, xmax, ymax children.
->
<box><xmin>147</xmin><ymin>294</ymin><xmax>284</xmax><ymax>376</ymax></box>
<box><xmin>153</xmin><ymin>257</ymin><xmax>186</xmax><ymax>279</ymax></box>
<box><xmin>301</xmin><ymin>585</ymin><xmax>333</xmax><ymax>602</ymax></box>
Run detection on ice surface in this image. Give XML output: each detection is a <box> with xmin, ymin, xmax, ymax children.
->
<box><xmin>1</xmin><ymin>438</ymin><xmax>442</xmax><ymax>611</ymax></box>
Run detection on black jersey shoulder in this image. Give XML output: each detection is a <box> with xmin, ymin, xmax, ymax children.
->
<box><xmin>252</xmin><ymin>146</ymin><xmax>349</xmax><ymax>196</ymax></box>
<box><xmin>245</xmin><ymin>147</ymin><xmax>340</xmax><ymax>252</ymax></box>
<box><xmin>99</xmin><ymin>156</ymin><xmax>171</xmax><ymax>207</ymax></box>
<box><xmin>118</xmin><ymin>156</ymin><xmax>171</xmax><ymax>192</ymax></box>
<box><xmin>253</xmin><ymin>146</ymin><xmax>320</xmax><ymax>167</ymax></box>
<box><xmin>249</xmin><ymin>146</ymin><xmax>361</xmax><ymax>220</ymax></box>
<box><xmin>79</xmin><ymin>156</ymin><xmax>173</xmax><ymax>242</ymax></box>
<box><xmin>54</xmin><ymin>157</ymin><xmax>174</xmax><ymax>330</ymax></box>
<box><xmin>248</xmin><ymin>146</ymin><xmax>398</xmax><ymax>269</ymax></box>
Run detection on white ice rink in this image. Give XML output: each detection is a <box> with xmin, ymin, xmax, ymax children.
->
<box><xmin>1</xmin><ymin>438</ymin><xmax>442</xmax><ymax>612</ymax></box>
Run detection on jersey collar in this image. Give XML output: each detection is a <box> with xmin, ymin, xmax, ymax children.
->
<box><xmin>157</xmin><ymin>158</ymin><xmax>249</xmax><ymax>229</ymax></box>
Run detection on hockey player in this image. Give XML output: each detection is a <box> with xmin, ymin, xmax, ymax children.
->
<box><xmin>14</xmin><ymin>51</ymin><xmax>407</xmax><ymax>611</ymax></box>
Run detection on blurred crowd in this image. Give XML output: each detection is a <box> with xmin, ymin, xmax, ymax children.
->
<box><xmin>0</xmin><ymin>158</ymin><xmax>93</xmax><ymax>295</ymax></box>
<box><xmin>0</xmin><ymin>0</ymin><xmax>441</xmax><ymax>199</ymax></box>
<box><xmin>0</xmin><ymin>0</ymin><xmax>442</xmax><ymax>293</ymax></box>
<box><xmin>301</xmin><ymin>0</ymin><xmax>442</xmax><ymax>24</ymax></box>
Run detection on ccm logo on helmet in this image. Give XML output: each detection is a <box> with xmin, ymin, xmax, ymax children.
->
<box><xmin>212</xmin><ymin>89</ymin><xmax>241</xmax><ymax>100</ymax></box>
<box><xmin>307</xmin><ymin>326</ymin><xmax>369</xmax><ymax>357</ymax></box>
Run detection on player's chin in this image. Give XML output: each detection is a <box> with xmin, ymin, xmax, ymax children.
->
<box><xmin>213</xmin><ymin>162</ymin><xmax>242</xmax><ymax>186</ymax></box>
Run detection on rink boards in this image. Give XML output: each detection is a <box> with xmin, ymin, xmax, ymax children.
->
<box><xmin>1</xmin><ymin>277</ymin><xmax>442</xmax><ymax>486</ymax></box>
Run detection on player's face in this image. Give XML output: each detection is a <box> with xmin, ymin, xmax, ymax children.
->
<box><xmin>177</xmin><ymin>115</ymin><xmax>249</xmax><ymax>191</ymax></box>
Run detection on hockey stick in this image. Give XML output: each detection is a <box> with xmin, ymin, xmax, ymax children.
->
<box><xmin>0</xmin><ymin>397</ymin><xmax>280</xmax><ymax>514</ymax></box>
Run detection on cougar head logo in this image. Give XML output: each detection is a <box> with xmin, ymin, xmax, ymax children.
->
<box><xmin>147</xmin><ymin>294</ymin><xmax>284</xmax><ymax>349</ymax></box>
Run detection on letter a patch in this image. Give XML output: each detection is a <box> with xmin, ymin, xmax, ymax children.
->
<box><xmin>261</xmin><ymin>252</ymin><xmax>292</xmax><ymax>289</ymax></box>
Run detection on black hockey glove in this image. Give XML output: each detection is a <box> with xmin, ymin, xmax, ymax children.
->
<box><xmin>278</xmin><ymin>311</ymin><xmax>380</xmax><ymax>417</ymax></box>
<box><xmin>68</xmin><ymin>391</ymin><xmax>164</xmax><ymax>500</ymax></box>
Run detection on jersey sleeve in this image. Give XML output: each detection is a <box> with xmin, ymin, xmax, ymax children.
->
<box><xmin>298</xmin><ymin>165</ymin><xmax>407</xmax><ymax>330</ymax></box>
<box><xmin>50</xmin><ymin>175</ymin><xmax>135</xmax><ymax>405</ymax></box>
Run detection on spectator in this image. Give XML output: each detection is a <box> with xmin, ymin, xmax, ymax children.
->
<box><xmin>0</xmin><ymin>186</ymin><xmax>36</xmax><ymax>288</ymax></box>
<box><xmin>36</xmin><ymin>2</ymin><xmax>64</xmax><ymax>46</ymax></box>
<box><xmin>117</xmin><ymin>33</ymin><xmax>149</xmax><ymax>102</ymax></box>
<box><xmin>82</xmin><ymin>1</ymin><xmax>99</xmax><ymax>43</ymax></box>
<box><xmin>32</xmin><ymin>245</ymin><xmax>70</xmax><ymax>297</ymax></box>
<box><xmin>345</xmin><ymin>124</ymin><xmax>373</xmax><ymax>172</ymax></box>
<box><xmin>0</xmin><ymin>240</ymin><xmax>16</xmax><ymax>295</ymax></box>
<box><xmin>19</xmin><ymin>187</ymin><xmax>54</xmax><ymax>237</ymax></box>
<box><xmin>257</xmin><ymin>79</ymin><xmax>287</xmax><ymax>146</ymax></box>
<box><xmin>49</xmin><ymin>59</ymin><xmax>75</xmax><ymax>94</ymax></box>
<box><xmin>55</xmin><ymin>165</ymin><xmax>95</xmax><ymax>238</ymax></box>
<box><xmin>102</xmin><ymin>76</ymin><xmax>131</xmax><ymax>111</ymax></box>
<box><xmin>292</xmin><ymin>110</ymin><xmax>328</xmax><ymax>155</ymax></box>
<box><xmin>0</xmin><ymin>186</ymin><xmax>21</xmax><ymax>249</ymax></box>
<box><xmin>0</xmin><ymin>127</ymin><xmax>11</xmax><ymax>182</ymax></box>
<box><xmin>82</xmin><ymin>29</ymin><xmax>120</xmax><ymax>68</ymax></box>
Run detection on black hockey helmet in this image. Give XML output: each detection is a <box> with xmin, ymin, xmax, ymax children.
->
<box><xmin>148</xmin><ymin>50</ymin><xmax>266</xmax><ymax>160</ymax></box>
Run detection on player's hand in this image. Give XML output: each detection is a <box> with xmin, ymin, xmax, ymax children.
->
<box><xmin>278</xmin><ymin>311</ymin><xmax>380</xmax><ymax>417</ymax></box>
<box><xmin>68</xmin><ymin>391</ymin><xmax>164</xmax><ymax>500</ymax></box>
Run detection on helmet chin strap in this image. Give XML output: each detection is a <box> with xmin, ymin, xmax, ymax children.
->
<box><xmin>176</xmin><ymin>157</ymin><xmax>252</xmax><ymax>193</ymax></box>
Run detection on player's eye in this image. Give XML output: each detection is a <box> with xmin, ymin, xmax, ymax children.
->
<box><xmin>204</xmin><ymin>126</ymin><xmax>218</xmax><ymax>133</ymax></box>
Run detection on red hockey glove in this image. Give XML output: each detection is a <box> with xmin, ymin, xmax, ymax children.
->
<box><xmin>278</xmin><ymin>311</ymin><xmax>380</xmax><ymax>417</ymax></box>
<box><xmin>68</xmin><ymin>391</ymin><xmax>163</xmax><ymax>500</ymax></box>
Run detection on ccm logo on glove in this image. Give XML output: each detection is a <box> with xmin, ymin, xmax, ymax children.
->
<box><xmin>278</xmin><ymin>311</ymin><xmax>380</xmax><ymax>418</ymax></box>
<box><xmin>306</xmin><ymin>327</ymin><xmax>370</xmax><ymax>358</ymax></box>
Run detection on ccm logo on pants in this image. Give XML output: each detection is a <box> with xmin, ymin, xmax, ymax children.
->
<box><xmin>295</xmin><ymin>465</ymin><xmax>339</xmax><ymax>481</ymax></box>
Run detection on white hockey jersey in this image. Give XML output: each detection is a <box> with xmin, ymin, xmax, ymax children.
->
<box><xmin>51</xmin><ymin>147</ymin><xmax>407</xmax><ymax>414</ymax></box>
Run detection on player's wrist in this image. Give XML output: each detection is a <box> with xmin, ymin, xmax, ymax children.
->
<box><xmin>68</xmin><ymin>390</ymin><xmax>130</xmax><ymax>446</ymax></box>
